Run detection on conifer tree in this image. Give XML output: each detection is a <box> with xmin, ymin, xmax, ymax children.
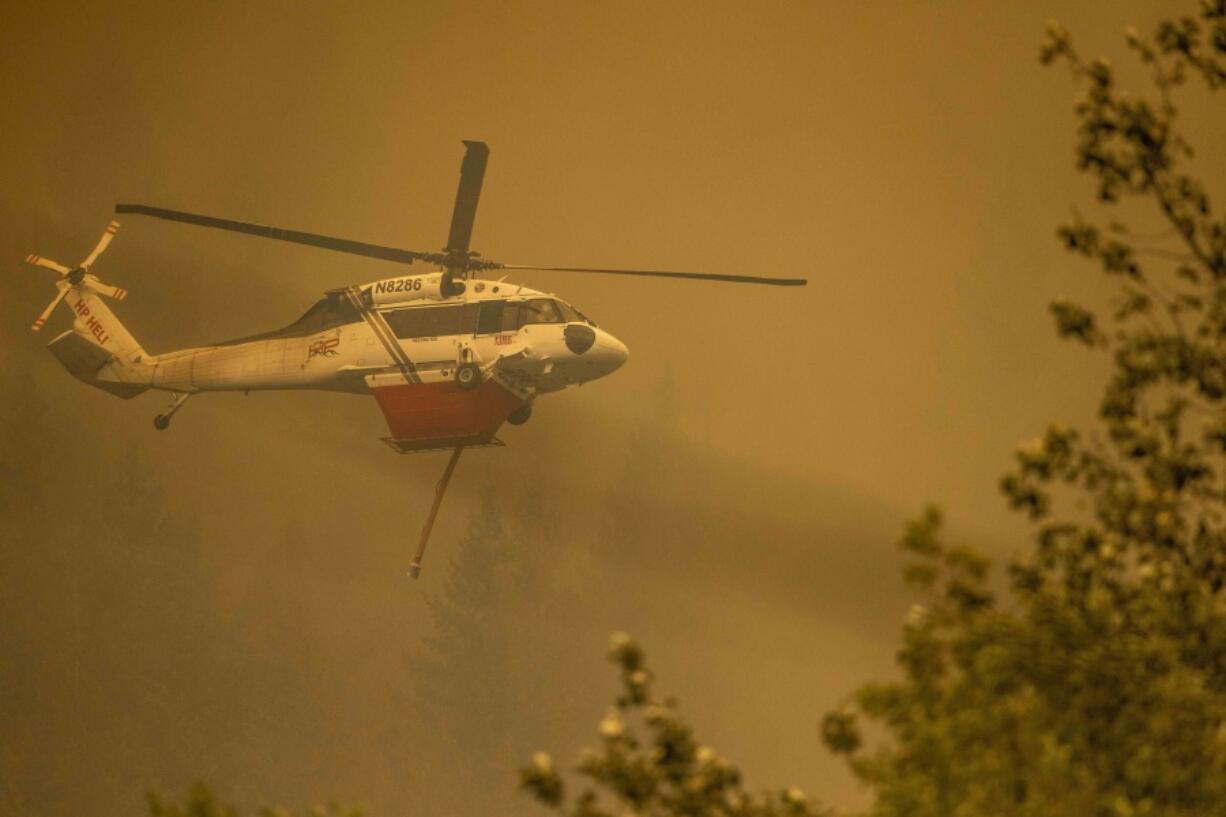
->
<box><xmin>410</xmin><ymin>481</ymin><xmax>580</xmax><ymax>816</ymax></box>
<box><xmin>410</xmin><ymin>483</ymin><xmax>522</xmax><ymax>814</ymax></box>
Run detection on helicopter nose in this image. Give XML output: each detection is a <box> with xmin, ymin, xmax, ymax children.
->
<box><xmin>592</xmin><ymin>330</ymin><xmax>628</xmax><ymax>373</ymax></box>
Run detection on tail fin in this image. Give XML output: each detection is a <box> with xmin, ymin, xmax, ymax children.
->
<box><xmin>64</xmin><ymin>285</ymin><xmax>146</xmax><ymax>364</ymax></box>
<box><xmin>26</xmin><ymin>219</ymin><xmax>149</xmax><ymax>396</ymax></box>
<box><xmin>48</xmin><ymin>287</ymin><xmax>151</xmax><ymax>398</ymax></box>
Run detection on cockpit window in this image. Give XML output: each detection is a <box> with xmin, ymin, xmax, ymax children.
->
<box><xmin>467</xmin><ymin>298</ymin><xmax>594</xmax><ymax>335</ymax></box>
<box><xmin>555</xmin><ymin>300</ymin><xmax>584</xmax><ymax>323</ymax></box>
<box><xmin>520</xmin><ymin>298</ymin><xmax>563</xmax><ymax>325</ymax></box>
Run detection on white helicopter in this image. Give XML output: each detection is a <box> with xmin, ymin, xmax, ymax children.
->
<box><xmin>25</xmin><ymin>141</ymin><xmax>805</xmax><ymax>575</ymax></box>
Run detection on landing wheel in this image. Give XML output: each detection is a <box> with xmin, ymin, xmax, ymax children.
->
<box><xmin>455</xmin><ymin>362</ymin><xmax>482</xmax><ymax>390</ymax></box>
<box><xmin>154</xmin><ymin>414</ymin><xmax>171</xmax><ymax>431</ymax></box>
<box><xmin>507</xmin><ymin>404</ymin><xmax>532</xmax><ymax>426</ymax></box>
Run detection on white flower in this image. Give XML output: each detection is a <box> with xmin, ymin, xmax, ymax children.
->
<box><xmin>644</xmin><ymin>704</ymin><xmax>669</xmax><ymax>724</ymax></box>
<box><xmin>609</xmin><ymin>631</ymin><xmax>633</xmax><ymax>652</ymax></box>
<box><xmin>532</xmin><ymin>752</ymin><xmax>553</xmax><ymax>773</ymax></box>
<box><xmin>784</xmin><ymin>787</ymin><xmax>807</xmax><ymax>804</ymax></box>
<box><xmin>599</xmin><ymin>709</ymin><xmax>625</xmax><ymax>739</ymax></box>
<box><xmin>1017</xmin><ymin>437</ymin><xmax>1044</xmax><ymax>458</ymax></box>
<box><xmin>905</xmin><ymin>604</ymin><xmax>928</xmax><ymax>626</ymax></box>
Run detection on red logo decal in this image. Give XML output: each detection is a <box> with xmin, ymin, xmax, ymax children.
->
<box><xmin>307</xmin><ymin>337</ymin><xmax>341</xmax><ymax>360</ymax></box>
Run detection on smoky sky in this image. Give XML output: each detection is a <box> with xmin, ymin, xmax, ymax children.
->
<box><xmin>2</xmin><ymin>1</ymin><xmax>1221</xmax><ymax>815</ymax></box>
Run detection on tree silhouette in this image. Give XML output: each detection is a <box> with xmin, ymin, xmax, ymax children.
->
<box><xmin>522</xmin><ymin>4</ymin><xmax>1226</xmax><ymax>817</ymax></box>
<box><xmin>408</xmin><ymin>481</ymin><xmax>583</xmax><ymax>816</ymax></box>
<box><xmin>819</xmin><ymin>5</ymin><xmax>1226</xmax><ymax>815</ymax></box>
<box><xmin>521</xmin><ymin>633</ymin><xmax>835</xmax><ymax>817</ymax></box>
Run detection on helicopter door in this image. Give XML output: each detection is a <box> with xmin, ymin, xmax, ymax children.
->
<box><xmin>476</xmin><ymin>301</ymin><xmax>504</xmax><ymax>335</ymax></box>
<box><xmin>384</xmin><ymin>303</ymin><xmax>478</xmax><ymax>378</ymax></box>
<box><xmin>471</xmin><ymin>300</ymin><xmax>516</xmax><ymax>362</ymax></box>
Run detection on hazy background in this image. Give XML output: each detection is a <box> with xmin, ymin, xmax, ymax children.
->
<box><xmin>2</xmin><ymin>1</ymin><xmax>1215</xmax><ymax>815</ymax></box>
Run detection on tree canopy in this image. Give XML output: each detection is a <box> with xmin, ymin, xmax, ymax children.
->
<box><xmin>520</xmin><ymin>633</ymin><xmax>835</xmax><ymax>817</ymax></box>
<box><xmin>816</xmin><ymin>5</ymin><xmax>1226</xmax><ymax>816</ymax></box>
<box><xmin>522</xmin><ymin>4</ymin><xmax>1226</xmax><ymax>817</ymax></box>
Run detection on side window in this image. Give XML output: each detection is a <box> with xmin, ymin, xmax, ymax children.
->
<box><xmin>385</xmin><ymin>308</ymin><xmax>423</xmax><ymax>338</ymax></box>
<box><xmin>386</xmin><ymin>304</ymin><xmax>478</xmax><ymax>338</ymax></box>
<box><xmin>501</xmin><ymin>302</ymin><xmax>521</xmax><ymax>332</ymax></box>
<box><xmin>418</xmin><ymin>308</ymin><xmax>449</xmax><ymax>337</ymax></box>
<box><xmin>520</xmin><ymin>298</ymin><xmax>562</xmax><ymax>325</ymax></box>
<box><xmin>437</xmin><ymin>304</ymin><xmax>474</xmax><ymax>336</ymax></box>
<box><xmin>458</xmin><ymin>303</ymin><xmax>479</xmax><ymax>334</ymax></box>
<box><xmin>477</xmin><ymin>301</ymin><xmax>504</xmax><ymax>335</ymax></box>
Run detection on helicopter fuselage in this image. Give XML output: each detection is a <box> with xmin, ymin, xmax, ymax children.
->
<box><xmin>25</xmin><ymin>140</ymin><xmax>797</xmax><ymax>571</ymax></box>
<box><xmin>142</xmin><ymin>276</ymin><xmax>628</xmax><ymax>397</ymax></box>
<box><xmin>62</xmin><ymin>273</ymin><xmax>629</xmax><ymax>448</ymax></box>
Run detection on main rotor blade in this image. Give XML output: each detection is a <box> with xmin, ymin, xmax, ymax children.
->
<box><xmin>497</xmin><ymin>264</ymin><xmax>807</xmax><ymax>287</ymax></box>
<box><xmin>80</xmin><ymin>220</ymin><xmax>119</xmax><ymax>269</ymax></box>
<box><xmin>26</xmin><ymin>254</ymin><xmax>70</xmax><ymax>275</ymax></box>
<box><xmin>444</xmin><ymin>140</ymin><xmax>489</xmax><ymax>256</ymax></box>
<box><xmin>31</xmin><ymin>287</ymin><xmax>69</xmax><ymax>331</ymax></box>
<box><xmin>115</xmin><ymin>203</ymin><xmax>442</xmax><ymax>266</ymax></box>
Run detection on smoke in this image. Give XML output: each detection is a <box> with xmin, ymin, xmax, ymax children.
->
<box><xmin>3</xmin><ymin>1</ymin><xmax>1212</xmax><ymax>814</ymax></box>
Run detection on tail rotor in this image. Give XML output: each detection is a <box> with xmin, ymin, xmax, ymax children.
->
<box><xmin>79</xmin><ymin>220</ymin><xmax>119</xmax><ymax>269</ymax></box>
<box><xmin>26</xmin><ymin>254</ymin><xmax>70</xmax><ymax>275</ymax></box>
<box><xmin>26</xmin><ymin>220</ymin><xmax>127</xmax><ymax>332</ymax></box>
<box><xmin>30</xmin><ymin>285</ymin><xmax>71</xmax><ymax>332</ymax></box>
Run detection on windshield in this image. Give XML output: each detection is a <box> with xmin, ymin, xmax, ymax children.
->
<box><xmin>554</xmin><ymin>300</ymin><xmax>585</xmax><ymax>323</ymax></box>
<box><xmin>520</xmin><ymin>298</ymin><xmax>563</xmax><ymax>325</ymax></box>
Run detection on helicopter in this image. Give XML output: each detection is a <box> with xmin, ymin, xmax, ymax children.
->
<box><xmin>24</xmin><ymin>141</ymin><xmax>806</xmax><ymax>576</ymax></box>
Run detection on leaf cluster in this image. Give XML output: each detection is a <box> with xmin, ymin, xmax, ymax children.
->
<box><xmin>823</xmin><ymin>5</ymin><xmax>1226</xmax><ymax>815</ymax></box>
<box><xmin>520</xmin><ymin>633</ymin><xmax>833</xmax><ymax>817</ymax></box>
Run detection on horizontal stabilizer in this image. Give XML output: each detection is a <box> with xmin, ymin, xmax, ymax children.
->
<box><xmin>47</xmin><ymin>331</ymin><xmax>148</xmax><ymax>399</ymax></box>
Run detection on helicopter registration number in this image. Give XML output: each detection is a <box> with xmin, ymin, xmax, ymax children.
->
<box><xmin>374</xmin><ymin>278</ymin><xmax>424</xmax><ymax>294</ymax></box>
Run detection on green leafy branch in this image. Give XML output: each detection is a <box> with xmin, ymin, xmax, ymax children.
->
<box><xmin>521</xmin><ymin>633</ymin><xmax>833</xmax><ymax>817</ymax></box>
